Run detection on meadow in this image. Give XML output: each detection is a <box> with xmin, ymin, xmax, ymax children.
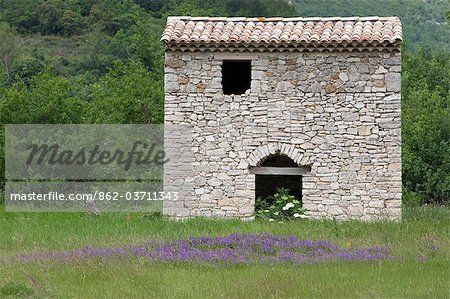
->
<box><xmin>0</xmin><ymin>205</ymin><xmax>448</xmax><ymax>298</ymax></box>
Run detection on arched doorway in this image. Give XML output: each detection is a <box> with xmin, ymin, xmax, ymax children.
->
<box><xmin>250</xmin><ymin>154</ymin><xmax>311</xmax><ymax>202</ymax></box>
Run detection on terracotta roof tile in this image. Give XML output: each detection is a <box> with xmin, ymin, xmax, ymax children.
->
<box><xmin>161</xmin><ymin>16</ymin><xmax>403</xmax><ymax>49</ymax></box>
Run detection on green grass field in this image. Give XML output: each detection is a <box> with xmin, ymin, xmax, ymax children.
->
<box><xmin>0</xmin><ymin>206</ymin><xmax>449</xmax><ymax>298</ymax></box>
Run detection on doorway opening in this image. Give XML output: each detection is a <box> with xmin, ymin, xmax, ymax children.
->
<box><xmin>250</xmin><ymin>154</ymin><xmax>311</xmax><ymax>203</ymax></box>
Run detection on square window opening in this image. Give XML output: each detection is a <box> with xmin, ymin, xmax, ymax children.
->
<box><xmin>222</xmin><ymin>60</ymin><xmax>251</xmax><ymax>95</ymax></box>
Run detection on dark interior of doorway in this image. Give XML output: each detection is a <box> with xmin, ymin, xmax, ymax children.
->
<box><xmin>255</xmin><ymin>154</ymin><xmax>303</xmax><ymax>202</ymax></box>
<box><xmin>255</xmin><ymin>174</ymin><xmax>303</xmax><ymax>201</ymax></box>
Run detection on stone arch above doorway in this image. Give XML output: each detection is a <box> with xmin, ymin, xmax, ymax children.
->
<box><xmin>247</xmin><ymin>143</ymin><xmax>312</xmax><ymax>167</ymax></box>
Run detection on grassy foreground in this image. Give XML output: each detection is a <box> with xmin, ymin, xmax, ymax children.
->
<box><xmin>0</xmin><ymin>206</ymin><xmax>449</xmax><ymax>298</ymax></box>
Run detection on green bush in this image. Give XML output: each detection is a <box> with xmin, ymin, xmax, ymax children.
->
<box><xmin>402</xmin><ymin>50</ymin><xmax>450</xmax><ymax>204</ymax></box>
<box><xmin>402</xmin><ymin>189</ymin><xmax>424</xmax><ymax>207</ymax></box>
<box><xmin>256</xmin><ymin>187</ymin><xmax>305</xmax><ymax>221</ymax></box>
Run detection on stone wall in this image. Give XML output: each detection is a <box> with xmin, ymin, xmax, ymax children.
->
<box><xmin>163</xmin><ymin>50</ymin><xmax>402</xmax><ymax>221</ymax></box>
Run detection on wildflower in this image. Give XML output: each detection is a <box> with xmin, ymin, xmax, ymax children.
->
<box><xmin>273</xmin><ymin>212</ymin><xmax>279</xmax><ymax>216</ymax></box>
<box><xmin>282</xmin><ymin>202</ymin><xmax>295</xmax><ymax>210</ymax></box>
<box><xmin>416</xmin><ymin>256</ymin><xmax>429</xmax><ymax>261</ymax></box>
<box><xmin>293</xmin><ymin>213</ymin><xmax>302</xmax><ymax>218</ymax></box>
<box><xmin>16</xmin><ymin>233</ymin><xmax>392</xmax><ymax>265</ymax></box>
<box><xmin>269</xmin><ymin>219</ymin><xmax>275</xmax><ymax>222</ymax></box>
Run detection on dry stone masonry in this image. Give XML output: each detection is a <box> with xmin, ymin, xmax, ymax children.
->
<box><xmin>161</xmin><ymin>16</ymin><xmax>403</xmax><ymax>221</ymax></box>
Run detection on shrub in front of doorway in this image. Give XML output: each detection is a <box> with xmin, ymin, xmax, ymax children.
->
<box><xmin>256</xmin><ymin>187</ymin><xmax>305</xmax><ymax>221</ymax></box>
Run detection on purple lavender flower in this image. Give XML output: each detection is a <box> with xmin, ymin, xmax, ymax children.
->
<box><xmin>416</xmin><ymin>256</ymin><xmax>429</xmax><ymax>261</ymax></box>
<box><xmin>14</xmin><ymin>233</ymin><xmax>393</xmax><ymax>265</ymax></box>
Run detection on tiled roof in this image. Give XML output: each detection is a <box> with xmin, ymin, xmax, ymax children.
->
<box><xmin>161</xmin><ymin>16</ymin><xmax>403</xmax><ymax>51</ymax></box>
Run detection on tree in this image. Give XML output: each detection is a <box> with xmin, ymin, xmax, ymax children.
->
<box><xmin>0</xmin><ymin>70</ymin><xmax>86</xmax><ymax>124</ymax></box>
<box><xmin>0</xmin><ymin>70</ymin><xmax>86</xmax><ymax>189</ymax></box>
<box><xmin>87</xmin><ymin>0</ymin><xmax>141</xmax><ymax>35</ymax></box>
<box><xmin>0</xmin><ymin>0</ymin><xmax>39</xmax><ymax>33</ymax></box>
<box><xmin>112</xmin><ymin>15</ymin><xmax>164</xmax><ymax>75</ymax></box>
<box><xmin>402</xmin><ymin>50</ymin><xmax>450</xmax><ymax>204</ymax></box>
<box><xmin>36</xmin><ymin>0</ymin><xmax>64</xmax><ymax>34</ymax></box>
<box><xmin>60</xmin><ymin>8</ymin><xmax>85</xmax><ymax>35</ymax></box>
<box><xmin>86</xmin><ymin>61</ymin><xmax>163</xmax><ymax>124</ymax></box>
<box><xmin>0</xmin><ymin>23</ymin><xmax>20</xmax><ymax>83</ymax></box>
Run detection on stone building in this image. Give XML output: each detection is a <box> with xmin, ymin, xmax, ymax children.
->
<box><xmin>161</xmin><ymin>16</ymin><xmax>402</xmax><ymax>220</ymax></box>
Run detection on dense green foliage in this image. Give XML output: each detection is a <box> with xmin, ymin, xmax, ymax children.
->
<box><xmin>0</xmin><ymin>0</ymin><xmax>449</xmax><ymax>204</ymax></box>
<box><xmin>401</xmin><ymin>50</ymin><xmax>450</xmax><ymax>205</ymax></box>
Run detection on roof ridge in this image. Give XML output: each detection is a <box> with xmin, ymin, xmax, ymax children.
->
<box><xmin>166</xmin><ymin>16</ymin><xmax>401</xmax><ymax>22</ymax></box>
